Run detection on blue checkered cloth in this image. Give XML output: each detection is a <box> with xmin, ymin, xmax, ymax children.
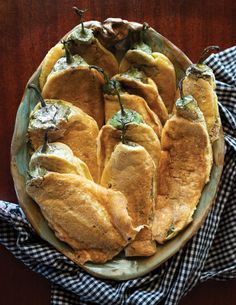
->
<box><xmin>0</xmin><ymin>46</ymin><xmax>236</xmax><ymax>305</ymax></box>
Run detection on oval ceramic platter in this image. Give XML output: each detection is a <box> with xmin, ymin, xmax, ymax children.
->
<box><xmin>11</xmin><ymin>20</ymin><xmax>224</xmax><ymax>281</ymax></box>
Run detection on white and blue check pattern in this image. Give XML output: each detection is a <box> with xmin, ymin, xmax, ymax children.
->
<box><xmin>0</xmin><ymin>46</ymin><xmax>235</xmax><ymax>305</ymax></box>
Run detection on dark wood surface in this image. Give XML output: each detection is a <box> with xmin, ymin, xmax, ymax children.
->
<box><xmin>0</xmin><ymin>0</ymin><xmax>235</xmax><ymax>304</ymax></box>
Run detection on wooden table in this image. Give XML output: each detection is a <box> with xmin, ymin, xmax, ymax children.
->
<box><xmin>0</xmin><ymin>1</ymin><xmax>235</xmax><ymax>304</ymax></box>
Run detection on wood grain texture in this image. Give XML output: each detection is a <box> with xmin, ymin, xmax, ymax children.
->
<box><xmin>0</xmin><ymin>0</ymin><xmax>235</xmax><ymax>304</ymax></box>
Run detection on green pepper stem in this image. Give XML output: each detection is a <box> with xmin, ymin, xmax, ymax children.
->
<box><xmin>28</xmin><ymin>84</ymin><xmax>46</xmax><ymax>107</ymax></box>
<box><xmin>61</xmin><ymin>39</ymin><xmax>73</xmax><ymax>64</ymax></box>
<box><xmin>113</xmin><ymin>82</ymin><xmax>127</xmax><ymax>144</ymax></box>
<box><xmin>73</xmin><ymin>6</ymin><xmax>88</xmax><ymax>35</ymax></box>
<box><xmin>121</xmin><ymin>123</ymin><xmax>127</xmax><ymax>144</ymax></box>
<box><xmin>41</xmin><ymin>132</ymin><xmax>48</xmax><ymax>153</ymax></box>
<box><xmin>178</xmin><ymin>77</ymin><xmax>184</xmax><ymax>99</ymax></box>
<box><xmin>89</xmin><ymin>65</ymin><xmax>126</xmax><ymax>143</ymax></box>
<box><xmin>89</xmin><ymin>65</ymin><xmax>110</xmax><ymax>84</ymax></box>
<box><xmin>140</xmin><ymin>22</ymin><xmax>149</xmax><ymax>43</ymax></box>
<box><xmin>197</xmin><ymin>46</ymin><xmax>220</xmax><ymax>64</ymax></box>
<box><xmin>114</xmin><ymin>84</ymin><xmax>125</xmax><ymax>117</ymax></box>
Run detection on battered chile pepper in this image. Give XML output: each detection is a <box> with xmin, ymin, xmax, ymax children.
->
<box><xmin>183</xmin><ymin>46</ymin><xmax>221</xmax><ymax>142</ymax></box>
<box><xmin>90</xmin><ymin>65</ymin><xmax>162</xmax><ymax>139</ymax></box>
<box><xmin>119</xmin><ymin>23</ymin><xmax>176</xmax><ymax>113</ymax></box>
<box><xmin>27</xmin><ymin>84</ymin><xmax>99</xmax><ymax>181</ymax></box>
<box><xmin>152</xmin><ymin>79</ymin><xmax>212</xmax><ymax>244</ymax></box>
<box><xmin>113</xmin><ymin>68</ymin><xmax>168</xmax><ymax>124</ymax></box>
<box><xmin>95</xmin><ymin>59</ymin><xmax>158</xmax><ymax>258</ymax></box>
<box><xmin>41</xmin><ymin>42</ymin><xmax>105</xmax><ymax>128</ymax></box>
<box><xmin>67</xmin><ymin>7</ymin><xmax>118</xmax><ymax>77</ymax></box>
<box><xmin>98</xmin><ymin>75</ymin><xmax>158</xmax><ymax>256</ymax></box>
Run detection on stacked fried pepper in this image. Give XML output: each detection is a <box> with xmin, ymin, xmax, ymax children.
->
<box><xmin>25</xmin><ymin>10</ymin><xmax>220</xmax><ymax>265</ymax></box>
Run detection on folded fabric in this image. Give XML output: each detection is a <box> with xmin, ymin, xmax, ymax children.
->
<box><xmin>0</xmin><ymin>46</ymin><xmax>236</xmax><ymax>305</ymax></box>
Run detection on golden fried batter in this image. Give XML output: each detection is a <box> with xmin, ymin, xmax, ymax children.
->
<box><xmin>183</xmin><ymin>73</ymin><xmax>220</xmax><ymax>142</ymax></box>
<box><xmin>100</xmin><ymin>143</ymin><xmax>157</xmax><ymax>256</ymax></box>
<box><xmin>39</xmin><ymin>43</ymin><xmax>65</xmax><ymax>90</ymax></box>
<box><xmin>28</xmin><ymin>100</ymin><xmax>99</xmax><ymax>181</ymax></box>
<box><xmin>27</xmin><ymin>172</ymin><xmax>138</xmax><ymax>264</ymax></box>
<box><xmin>152</xmin><ymin>97</ymin><xmax>212</xmax><ymax>243</ymax></box>
<box><xmin>114</xmin><ymin>70</ymin><xmax>168</xmax><ymax>124</ymax></box>
<box><xmin>70</xmin><ymin>36</ymin><xmax>118</xmax><ymax>77</ymax></box>
<box><xmin>120</xmin><ymin>50</ymin><xmax>176</xmax><ymax>113</ymax></box>
<box><xmin>29</xmin><ymin>142</ymin><xmax>93</xmax><ymax>180</ymax></box>
<box><xmin>42</xmin><ymin>66</ymin><xmax>105</xmax><ymax>128</ymax></box>
<box><xmin>97</xmin><ymin>123</ymin><xmax>161</xmax><ymax>181</ymax></box>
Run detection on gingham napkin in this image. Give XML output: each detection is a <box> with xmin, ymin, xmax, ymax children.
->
<box><xmin>0</xmin><ymin>46</ymin><xmax>235</xmax><ymax>305</ymax></box>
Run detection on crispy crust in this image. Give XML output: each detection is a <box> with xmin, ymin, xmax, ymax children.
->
<box><xmin>97</xmin><ymin>123</ymin><xmax>161</xmax><ymax>181</ymax></box>
<box><xmin>71</xmin><ymin>38</ymin><xmax>118</xmax><ymax>77</ymax></box>
<box><xmin>26</xmin><ymin>172</ymin><xmax>138</xmax><ymax>264</ymax></box>
<box><xmin>39</xmin><ymin>38</ymin><xmax>118</xmax><ymax>91</ymax></box>
<box><xmin>183</xmin><ymin>76</ymin><xmax>220</xmax><ymax>142</ymax></box>
<box><xmin>29</xmin><ymin>142</ymin><xmax>93</xmax><ymax>180</ymax></box>
<box><xmin>119</xmin><ymin>50</ymin><xmax>176</xmax><ymax>113</ymax></box>
<box><xmin>28</xmin><ymin>100</ymin><xmax>99</xmax><ymax>181</ymax></box>
<box><xmin>39</xmin><ymin>43</ymin><xmax>65</xmax><ymax>90</ymax></box>
<box><xmin>152</xmin><ymin>114</ymin><xmax>213</xmax><ymax>243</ymax></box>
<box><xmin>42</xmin><ymin>66</ymin><xmax>105</xmax><ymax>128</ymax></box>
<box><xmin>114</xmin><ymin>74</ymin><xmax>168</xmax><ymax>124</ymax></box>
<box><xmin>100</xmin><ymin>143</ymin><xmax>157</xmax><ymax>257</ymax></box>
